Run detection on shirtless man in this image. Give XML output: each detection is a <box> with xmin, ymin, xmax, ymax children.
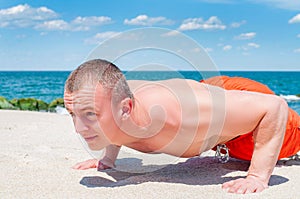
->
<box><xmin>64</xmin><ymin>59</ymin><xmax>299</xmax><ymax>194</ymax></box>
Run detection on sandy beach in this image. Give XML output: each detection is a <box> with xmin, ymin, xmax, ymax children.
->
<box><xmin>0</xmin><ymin>110</ymin><xmax>299</xmax><ymax>199</ymax></box>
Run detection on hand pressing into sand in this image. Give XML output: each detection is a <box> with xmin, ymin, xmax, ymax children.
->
<box><xmin>72</xmin><ymin>159</ymin><xmax>112</xmax><ymax>170</ymax></box>
<box><xmin>222</xmin><ymin>175</ymin><xmax>268</xmax><ymax>194</ymax></box>
<box><xmin>72</xmin><ymin>145</ymin><xmax>120</xmax><ymax>171</ymax></box>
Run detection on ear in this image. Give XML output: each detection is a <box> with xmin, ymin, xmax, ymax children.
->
<box><xmin>120</xmin><ymin>98</ymin><xmax>133</xmax><ymax>119</ymax></box>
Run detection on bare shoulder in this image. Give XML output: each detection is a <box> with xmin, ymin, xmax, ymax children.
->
<box><xmin>128</xmin><ymin>78</ymin><xmax>182</xmax><ymax>91</ymax></box>
<box><xmin>128</xmin><ymin>78</ymin><xmax>222</xmax><ymax>103</ymax></box>
<box><xmin>225</xmin><ymin>89</ymin><xmax>286</xmax><ymax>109</ymax></box>
<box><xmin>127</xmin><ymin>80</ymin><xmax>149</xmax><ymax>91</ymax></box>
<box><xmin>222</xmin><ymin>90</ymin><xmax>288</xmax><ymax>136</ymax></box>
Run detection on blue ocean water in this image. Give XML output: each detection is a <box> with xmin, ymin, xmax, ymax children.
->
<box><xmin>0</xmin><ymin>71</ymin><xmax>299</xmax><ymax>113</ymax></box>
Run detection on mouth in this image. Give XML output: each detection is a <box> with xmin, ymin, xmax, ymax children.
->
<box><xmin>83</xmin><ymin>135</ymin><xmax>98</xmax><ymax>142</ymax></box>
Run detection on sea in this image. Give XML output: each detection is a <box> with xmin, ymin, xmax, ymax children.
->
<box><xmin>0</xmin><ymin>71</ymin><xmax>299</xmax><ymax>114</ymax></box>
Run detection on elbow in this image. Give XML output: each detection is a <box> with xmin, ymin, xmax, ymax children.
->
<box><xmin>265</xmin><ymin>95</ymin><xmax>289</xmax><ymax>126</ymax></box>
<box><xmin>272</xmin><ymin>96</ymin><xmax>289</xmax><ymax>129</ymax></box>
<box><xmin>265</xmin><ymin>95</ymin><xmax>288</xmax><ymax>114</ymax></box>
<box><xmin>277</xmin><ymin>96</ymin><xmax>288</xmax><ymax>117</ymax></box>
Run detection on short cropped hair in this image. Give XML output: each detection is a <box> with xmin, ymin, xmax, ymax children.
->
<box><xmin>65</xmin><ymin>59</ymin><xmax>133</xmax><ymax>105</ymax></box>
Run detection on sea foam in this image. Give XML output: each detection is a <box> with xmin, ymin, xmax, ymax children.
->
<box><xmin>280</xmin><ymin>94</ymin><xmax>300</xmax><ymax>101</ymax></box>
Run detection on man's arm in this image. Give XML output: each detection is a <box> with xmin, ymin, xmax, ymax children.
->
<box><xmin>99</xmin><ymin>144</ymin><xmax>121</xmax><ymax>168</ymax></box>
<box><xmin>72</xmin><ymin>145</ymin><xmax>121</xmax><ymax>170</ymax></box>
<box><xmin>222</xmin><ymin>92</ymin><xmax>288</xmax><ymax>194</ymax></box>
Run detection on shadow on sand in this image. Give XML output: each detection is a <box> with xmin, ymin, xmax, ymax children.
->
<box><xmin>79</xmin><ymin>156</ymin><xmax>295</xmax><ymax>188</ymax></box>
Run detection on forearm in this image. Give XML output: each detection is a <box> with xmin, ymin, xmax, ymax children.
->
<box><xmin>248</xmin><ymin>99</ymin><xmax>288</xmax><ymax>184</ymax></box>
<box><xmin>100</xmin><ymin>144</ymin><xmax>121</xmax><ymax>167</ymax></box>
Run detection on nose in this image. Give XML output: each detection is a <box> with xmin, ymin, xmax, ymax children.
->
<box><xmin>74</xmin><ymin>116</ymin><xmax>89</xmax><ymax>133</ymax></box>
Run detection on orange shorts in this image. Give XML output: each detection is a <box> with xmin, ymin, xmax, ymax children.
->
<box><xmin>201</xmin><ymin>76</ymin><xmax>300</xmax><ymax>161</ymax></box>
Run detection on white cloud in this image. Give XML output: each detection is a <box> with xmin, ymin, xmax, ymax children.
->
<box><xmin>71</xmin><ymin>16</ymin><xmax>112</xmax><ymax>30</ymax></box>
<box><xmin>124</xmin><ymin>15</ymin><xmax>174</xmax><ymax>26</ymax></box>
<box><xmin>238</xmin><ymin>42</ymin><xmax>260</xmax><ymax>51</ymax></box>
<box><xmin>0</xmin><ymin>4</ymin><xmax>112</xmax><ymax>31</ymax></box>
<box><xmin>35</xmin><ymin>16</ymin><xmax>112</xmax><ymax>31</ymax></box>
<box><xmin>230</xmin><ymin>20</ymin><xmax>246</xmax><ymax>28</ymax></box>
<box><xmin>178</xmin><ymin>16</ymin><xmax>226</xmax><ymax>31</ymax></box>
<box><xmin>72</xmin><ymin>16</ymin><xmax>112</xmax><ymax>25</ymax></box>
<box><xmin>35</xmin><ymin>20</ymin><xmax>69</xmax><ymax>31</ymax></box>
<box><xmin>288</xmin><ymin>14</ymin><xmax>300</xmax><ymax>24</ymax></box>
<box><xmin>161</xmin><ymin>30</ymin><xmax>181</xmax><ymax>37</ymax></box>
<box><xmin>67</xmin><ymin>16</ymin><xmax>112</xmax><ymax>31</ymax></box>
<box><xmin>223</xmin><ymin>45</ymin><xmax>232</xmax><ymax>51</ymax></box>
<box><xmin>294</xmin><ymin>48</ymin><xmax>300</xmax><ymax>53</ymax></box>
<box><xmin>248</xmin><ymin>42</ymin><xmax>260</xmax><ymax>48</ymax></box>
<box><xmin>0</xmin><ymin>4</ymin><xmax>56</xmax><ymax>19</ymax></box>
<box><xmin>84</xmin><ymin>31</ymin><xmax>120</xmax><ymax>45</ymax></box>
<box><xmin>235</xmin><ymin>32</ymin><xmax>256</xmax><ymax>40</ymax></box>
<box><xmin>205</xmin><ymin>48</ymin><xmax>213</xmax><ymax>52</ymax></box>
<box><xmin>297</xmin><ymin>34</ymin><xmax>300</xmax><ymax>38</ymax></box>
<box><xmin>0</xmin><ymin>4</ymin><xmax>58</xmax><ymax>28</ymax></box>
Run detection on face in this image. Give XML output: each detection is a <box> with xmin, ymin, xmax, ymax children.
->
<box><xmin>64</xmin><ymin>84</ymin><xmax>121</xmax><ymax>150</ymax></box>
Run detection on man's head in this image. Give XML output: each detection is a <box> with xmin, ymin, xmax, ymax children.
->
<box><xmin>65</xmin><ymin>59</ymin><xmax>133</xmax><ymax>105</ymax></box>
<box><xmin>64</xmin><ymin>59</ymin><xmax>134</xmax><ymax>150</ymax></box>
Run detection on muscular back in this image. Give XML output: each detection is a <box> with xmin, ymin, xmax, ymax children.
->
<box><xmin>126</xmin><ymin>79</ymin><xmax>271</xmax><ymax>157</ymax></box>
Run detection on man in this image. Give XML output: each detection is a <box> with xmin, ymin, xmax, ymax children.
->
<box><xmin>64</xmin><ymin>59</ymin><xmax>299</xmax><ymax>194</ymax></box>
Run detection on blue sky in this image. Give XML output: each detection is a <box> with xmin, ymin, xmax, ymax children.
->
<box><xmin>0</xmin><ymin>0</ymin><xmax>300</xmax><ymax>71</ymax></box>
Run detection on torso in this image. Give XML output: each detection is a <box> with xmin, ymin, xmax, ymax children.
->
<box><xmin>126</xmin><ymin>79</ymin><xmax>264</xmax><ymax>158</ymax></box>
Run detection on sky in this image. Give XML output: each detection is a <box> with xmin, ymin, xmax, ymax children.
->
<box><xmin>0</xmin><ymin>0</ymin><xmax>300</xmax><ymax>71</ymax></box>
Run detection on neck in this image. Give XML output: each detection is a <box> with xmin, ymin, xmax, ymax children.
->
<box><xmin>131</xmin><ymin>96</ymin><xmax>152</xmax><ymax>128</ymax></box>
<box><xmin>117</xmin><ymin>96</ymin><xmax>152</xmax><ymax>145</ymax></box>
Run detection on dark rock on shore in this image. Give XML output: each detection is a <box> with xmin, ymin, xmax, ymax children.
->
<box><xmin>0</xmin><ymin>97</ymin><xmax>16</xmax><ymax>110</ymax></box>
<box><xmin>1</xmin><ymin>96</ymin><xmax>64</xmax><ymax>112</ymax></box>
<box><xmin>48</xmin><ymin>98</ymin><xmax>64</xmax><ymax>112</ymax></box>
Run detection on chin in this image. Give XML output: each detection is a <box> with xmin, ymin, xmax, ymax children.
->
<box><xmin>87</xmin><ymin>142</ymin><xmax>107</xmax><ymax>151</ymax></box>
<box><xmin>88</xmin><ymin>144</ymin><xmax>105</xmax><ymax>151</ymax></box>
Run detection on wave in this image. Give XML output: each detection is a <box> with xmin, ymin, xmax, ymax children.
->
<box><xmin>280</xmin><ymin>94</ymin><xmax>300</xmax><ymax>101</ymax></box>
<box><xmin>55</xmin><ymin>106</ymin><xmax>69</xmax><ymax>115</ymax></box>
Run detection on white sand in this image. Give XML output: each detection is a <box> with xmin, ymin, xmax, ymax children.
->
<box><xmin>0</xmin><ymin>110</ymin><xmax>299</xmax><ymax>198</ymax></box>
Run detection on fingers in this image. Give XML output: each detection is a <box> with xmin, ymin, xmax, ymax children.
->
<box><xmin>222</xmin><ymin>178</ymin><xmax>267</xmax><ymax>194</ymax></box>
<box><xmin>71</xmin><ymin>159</ymin><xmax>112</xmax><ymax>171</ymax></box>
<box><xmin>72</xmin><ymin>159</ymin><xmax>98</xmax><ymax>170</ymax></box>
<box><xmin>222</xmin><ymin>179</ymin><xmax>245</xmax><ymax>193</ymax></box>
<box><xmin>72</xmin><ymin>162</ymin><xmax>87</xmax><ymax>170</ymax></box>
<box><xmin>72</xmin><ymin>163</ymin><xmax>81</xmax><ymax>170</ymax></box>
<box><xmin>222</xmin><ymin>178</ymin><xmax>241</xmax><ymax>189</ymax></box>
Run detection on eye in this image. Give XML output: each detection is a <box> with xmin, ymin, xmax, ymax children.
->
<box><xmin>85</xmin><ymin>112</ymin><xmax>97</xmax><ymax>120</ymax></box>
<box><xmin>86</xmin><ymin>112</ymin><xmax>96</xmax><ymax>117</ymax></box>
